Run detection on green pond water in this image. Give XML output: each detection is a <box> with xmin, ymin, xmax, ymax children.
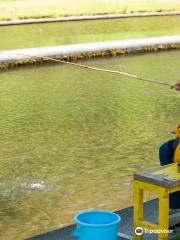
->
<box><xmin>0</xmin><ymin>50</ymin><xmax>180</xmax><ymax>239</ymax></box>
<box><xmin>0</xmin><ymin>15</ymin><xmax>180</xmax><ymax>50</ymax></box>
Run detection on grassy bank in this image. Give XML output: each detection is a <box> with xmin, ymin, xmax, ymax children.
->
<box><xmin>0</xmin><ymin>0</ymin><xmax>180</xmax><ymax>21</ymax></box>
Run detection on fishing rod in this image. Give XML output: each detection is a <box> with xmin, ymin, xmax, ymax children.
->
<box><xmin>0</xmin><ymin>53</ymin><xmax>174</xmax><ymax>87</ymax></box>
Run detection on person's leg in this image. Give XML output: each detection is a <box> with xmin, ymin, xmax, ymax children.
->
<box><xmin>159</xmin><ymin>140</ymin><xmax>180</xmax><ymax>209</ymax></box>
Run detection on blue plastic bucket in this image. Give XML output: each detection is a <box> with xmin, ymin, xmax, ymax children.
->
<box><xmin>73</xmin><ymin>210</ymin><xmax>121</xmax><ymax>240</ymax></box>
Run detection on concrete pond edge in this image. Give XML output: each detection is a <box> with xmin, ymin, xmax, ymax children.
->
<box><xmin>0</xmin><ymin>35</ymin><xmax>180</xmax><ymax>70</ymax></box>
<box><xmin>0</xmin><ymin>11</ymin><xmax>180</xmax><ymax>26</ymax></box>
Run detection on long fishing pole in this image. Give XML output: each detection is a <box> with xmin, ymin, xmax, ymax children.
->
<box><xmin>0</xmin><ymin>53</ymin><xmax>174</xmax><ymax>87</ymax></box>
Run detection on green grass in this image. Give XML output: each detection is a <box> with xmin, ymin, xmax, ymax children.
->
<box><xmin>0</xmin><ymin>0</ymin><xmax>180</xmax><ymax>21</ymax></box>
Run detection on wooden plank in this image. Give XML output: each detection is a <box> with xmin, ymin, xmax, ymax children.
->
<box><xmin>134</xmin><ymin>164</ymin><xmax>180</xmax><ymax>188</ymax></box>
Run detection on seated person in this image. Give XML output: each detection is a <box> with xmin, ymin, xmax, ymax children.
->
<box><xmin>159</xmin><ymin>125</ymin><xmax>180</xmax><ymax>210</ymax></box>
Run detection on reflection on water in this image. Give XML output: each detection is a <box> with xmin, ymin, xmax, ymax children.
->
<box><xmin>0</xmin><ymin>50</ymin><xmax>180</xmax><ymax>239</ymax></box>
<box><xmin>0</xmin><ymin>15</ymin><xmax>180</xmax><ymax>50</ymax></box>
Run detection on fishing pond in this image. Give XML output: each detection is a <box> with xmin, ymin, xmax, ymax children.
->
<box><xmin>0</xmin><ymin>15</ymin><xmax>180</xmax><ymax>50</ymax></box>
<box><xmin>0</xmin><ymin>50</ymin><xmax>180</xmax><ymax>239</ymax></box>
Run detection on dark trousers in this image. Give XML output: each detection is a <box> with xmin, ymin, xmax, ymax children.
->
<box><xmin>159</xmin><ymin>140</ymin><xmax>180</xmax><ymax>209</ymax></box>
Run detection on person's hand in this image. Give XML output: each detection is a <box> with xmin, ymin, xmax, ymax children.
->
<box><xmin>170</xmin><ymin>82</ymin><xmax>180</xmax><ymax>91</ymax></box>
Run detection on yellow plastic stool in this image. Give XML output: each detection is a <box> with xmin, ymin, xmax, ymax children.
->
<box><xmin>134</xmin><ymin>163</ymin><xmax>180</xmax><ymax>240</ymax></box>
